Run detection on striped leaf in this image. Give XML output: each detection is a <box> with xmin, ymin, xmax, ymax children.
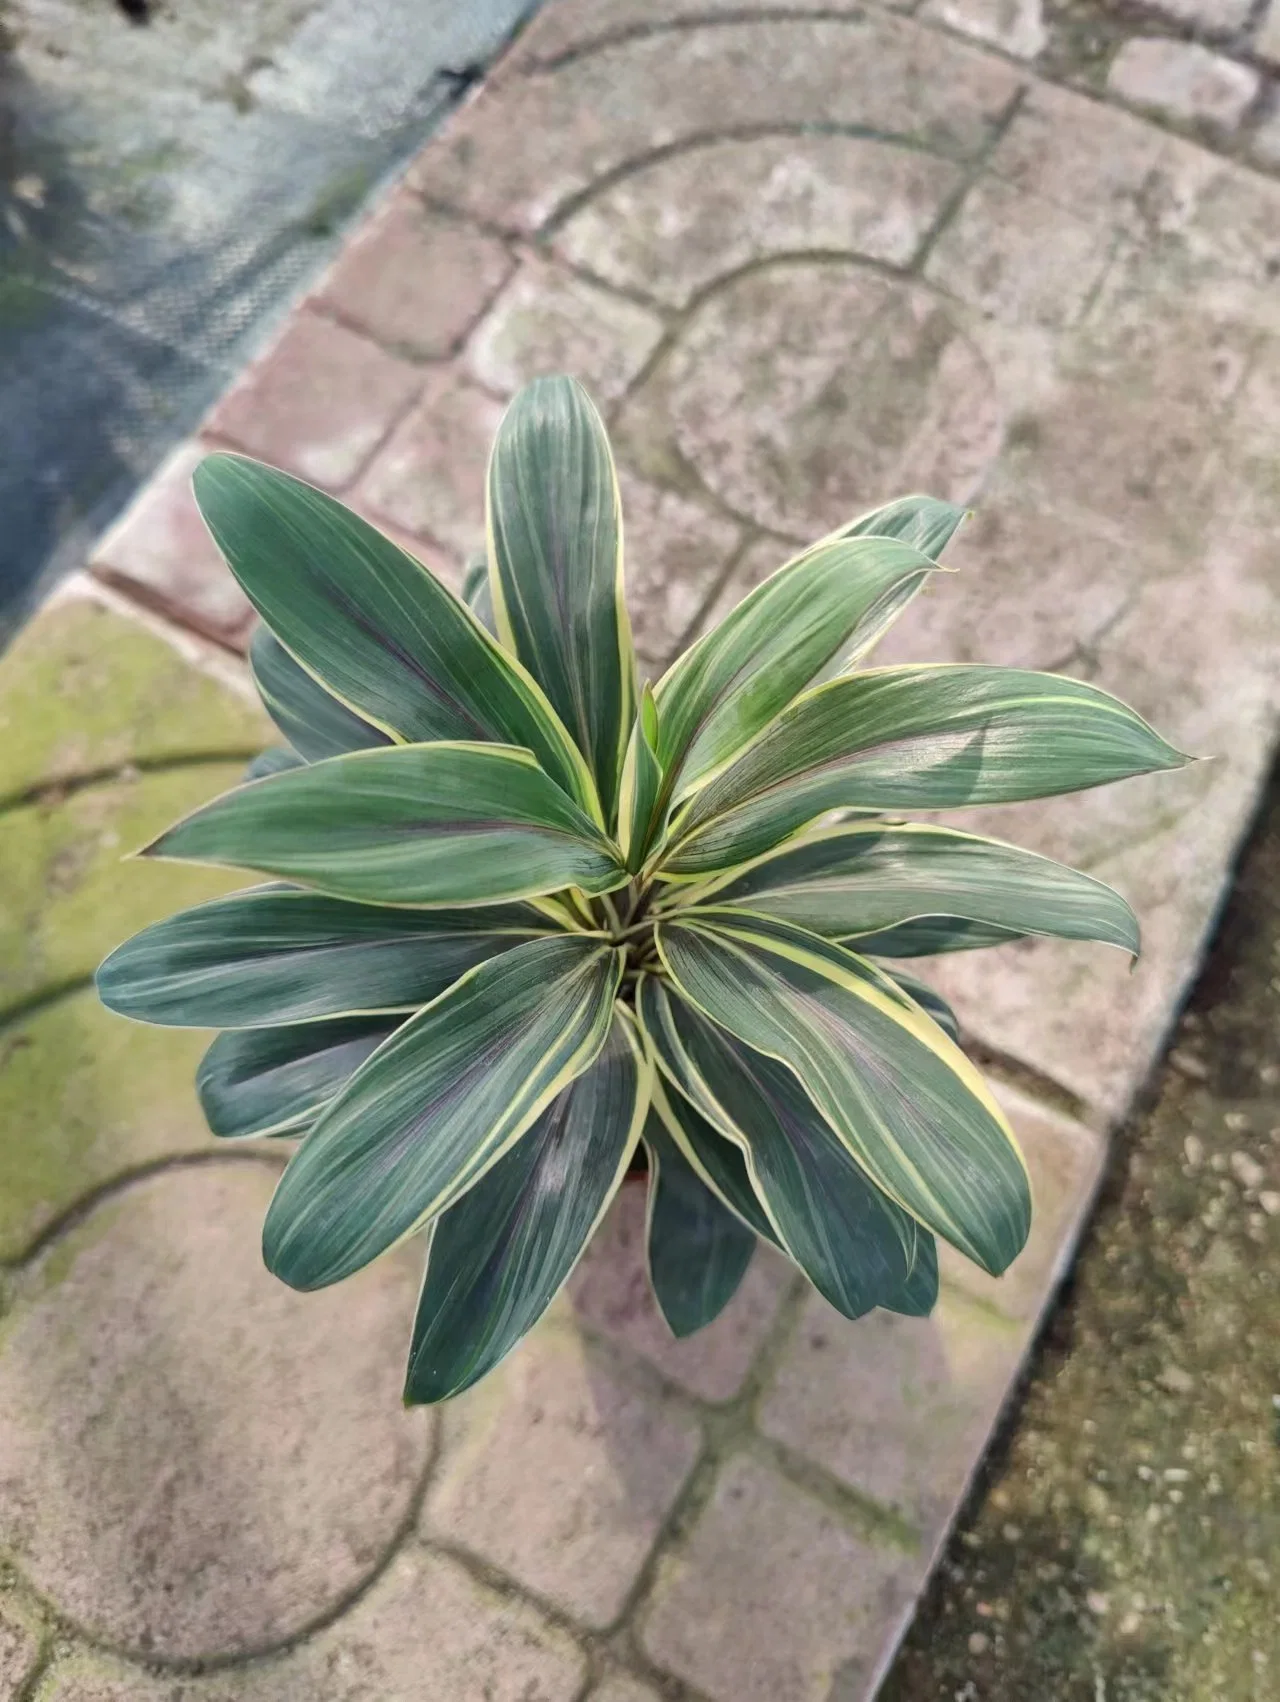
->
<box><xmin>841</xmin><ymin>916</ymin><xmax>1024</xmax><ymax>957</ymax></box>
<box><xmin>878</xmin><ymin>965</ymin><xmax>960</xmax><ymax>1043</ymax></box>
<box><xmin>143</xmin><ymin>742</ymin><xmax>626</xmax><ymax>907</ymax></box>
<box><xmin>486</xmin><ymin>377</ymin><xmax>636</xmax><ymax>818</ymax></box>
<box><xmin>250</xmin><ymin>626</ymin><xmax>389</xmax><ymax>763</ymax></box>
<box><xmin>193</xmin><ymin>454</ymin><xmax>596</xmax><ymax>814</ymax></box>
<box><xmin>654</xmin><ymin>535</ymin><xmax>937</xmax><ymax>805</ymax></box>
<box><xmin>461</xmin><ymin>550</ymin><xmax>497</xmax><ymax>635</ymax></box>
<box><xmin>840</xmin><ymin>492</ymin><xmax>967</xmax><ymax>557</ymax></box>
<box><xmin>642</xmin><ymin>1111</ymin><xmax>755</xmax><ymax>1337</ymax></box>
<box><xmin>656</xmin><ymin>911</ymin><xmax>1031</xmax><ymax>1275</ymax></box>
<box><xmin>245</xmin><ymin>746</ymin><xmax>305</xmax><ymax>781</ymax></box>
<box><xmin>619</xmin><ymin>685</ymin><xmax>664</xmax><ymax>870</ymax></box>
<box><xmin>641</xmin><ymin>976</ymin><xmax>933</xmax><ymax>1319</ymax></box>
<box><xmin>404</xmin><ymin>1012</ymin><xmax>648</xmax><ymax>1403</ymax></box>
<box><xmin>263</xmin><ymin>935</ymin><xmax>621</xmax><ymax>1290</ymax></box>
<box><xmin>707</xmin><ymin>823</ymin><xmax>1138</xmax><ymax>955</ymax></box>
<box><xmin>97</xmin><ymin>887</ymin><xmax>547</xmax><ymax>1028</ymax></box>
<box><xmin>197</xmin><ymin>1015</ymin><xmax>399</xmax><ymax>1139</ymax></box>
<box><xmin>664</xmin><ymin>666</ymin><xmax>1188</xmax><ymax>874</ymax></box>
<box><xmin>647</xmin><ymin>1069</ymin><xmax>779</xmax><ymax>1246</ymax></box>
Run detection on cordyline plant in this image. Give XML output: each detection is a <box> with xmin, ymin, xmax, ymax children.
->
<box><xmin>97</xmin><ymin>376</ymin><xmax>1185</xmax><ymax>1403</ymax></box>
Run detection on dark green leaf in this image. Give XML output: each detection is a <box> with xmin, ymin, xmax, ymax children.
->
<box><xmin>642</xmin><ymin>1111</ymin><xmax>755</xmax><ymax>1338</ymax></box>
<box><xmin>244</xmin><ymin>746</ymin><xmax>305</xmax><ymax>780</ymax></box>
<box><xmin>462</xmin><ymin>550</ymin><xmax>497</xmax><ymax>635</ymax></box>
<box><xmin>144</xmin><ymin>742</ymin><xmax>626</xmax><ymax>906</ymax></box>
<box><xmin>97</xmin><ymin>886</ymin><xmax>547</xmax><ymax>1028</ymax></box>
<box><xmin>841</xmin><ymin>916</ymin><xmax>1024</xmax><ymax>957</ymax></box>
<box><xmin>197</xmin><ymin>1015</ymin><xmax>398</xmax><ymax>1139</ymax></box>
<box><xmin>840</xmin><ymin>493</ymin><xmax>967</xmax><ymax>558</ymax></box>
<box><xmin>619</xmin><ymin>684</ymin><xmax>664</xmax><ymax>871</ymax></box>
<box><xmin>878</xmin><ymin>965</ymin><xmax>960</xmax><ymax>1043</ymax></box>
<box><xmin>707</xmin><ymin>823</ymin><xmax>1138</xmax><ymax>955</ymax></box>
<box><xmin>665</xmin><ymin>666</ymin><xmax>1188</xmax><ymax>875</ymax></box>
<box><xmin>404</xmin><ymin>1013</ymin><xmax>648</xmax><ymax>1403</ymax></box>
<box><xmin>657</xmin><ymin>911</ymin><xmax>1030</xmax><ymax>1276</ymax></box>
<box><xmin>263</xmin><ymin>935</ymin><xmax>621</xmax><ymax>1289</ymax></box>
<box><xmin>250</xmin><ymin>625</ymin><xmax>390</xmax><ymax>763</ymax></box>
<box><xmin>193</xmin><ymin>454</ymin><xmax>596</xmax><ymax>812</ymax></box>
<box><xmin>486</xmin><ymin>377</ymin><xmax>636</xmax><ymax>817</ymax></box>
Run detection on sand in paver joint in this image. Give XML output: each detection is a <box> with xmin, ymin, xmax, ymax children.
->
<box><xmin>3</xmin><ymin>2</ymin><xmax>1280</xmax><ymax>1697</ymax></box>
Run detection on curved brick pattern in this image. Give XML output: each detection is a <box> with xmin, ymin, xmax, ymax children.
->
<box><xmin>0</xmin><ymin>594</ymin><xmax>265</xmax><ymax>806</ymax></box>
<box><xmin>312</xmin><ymin>188</ymin><xmax>513</xmax><ymax>358</ymax></box>
<box><xmin>515</xmin><ymin>0</ymin><xmax>887</xmax><ymax>67</ymax></box>
<box><xmin>660</xmin><ymin>262</ymin><xmax>1003</xmax><ymax>538</ymax></box>
<box><xmin>355</xmin><ymin>367</ymin><xmax>504</xmax><ymax>557</ymax></box>
<box><xmin>411</xmin><ymin>18</ymin><xmax>1022</xmax><ymax>231</ymax></box>
<box><xmin>0</xmin><ymin>1166</ymin><xmax>432</xmax><ymax>1662</ymax></box>
<box><xmin>0</xmin><ymin>1597</ymin><xmax>43</xmax><ymax>1700</ymax></box>
<box><xmin>31</xmin><ymin>1551</ymin><xmax>585</xmax><ymax>1702</ymax></box>
<box><xmin>569</xmin><ymin>1184</ymin><xmax>794</xmax><ymax>1403</ymax></box>
<box><xmin>588</xmin><ymin>1676</ymin><xmax>664</xmax><ymax>1702</ymax></box>
<box><xmin>551</xmin><ymin>136</ymin><xmax>963</xmax><ymax>309</ymax></box>
<box><xmin>640</xmin><ymin>1453</ymin><xmax>919</xmax><ymax>1702</ymax></box>
<box><xmin>465</xmin><ymin>255</ymin><xmax>665</xmax><ymax>402</ymax></box>
<box><xmin>1107</xmin><ymin>39</ymin><xmax>1260</xmax><ymax>136</ymax></box>
<box><xmin>922</xmin><ymin>0</ymin><xmax>1046</xmax><ymax>59</ymax></box>
<box><xmin>206</xmin><ymin>310</ymin><xmax>422</xmax><ymax>491</ymax></box>
<box><xmin>91</xmin><ymin>441</ymin><xmax>255</xmax><ymax>646</ymax></box>
<box><xmin>613</xmin><ymin>471</ymin><xmax>741</xmax><ymax>671</ymax></box>
<box><xmin>759</xmin><ymin>1291</ymin><xmax>1026</xmax><ymax>1545</ymax></box>
<box><xmin>425</xmin><ymin>1324</ymin><xmax>701</xmax><ymax>1628</ymax></box>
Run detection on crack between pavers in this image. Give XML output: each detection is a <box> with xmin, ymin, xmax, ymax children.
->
<box><xmin>908</xmin><ymin>81</ymin><xmax>1029</xmax><ymax>275</ymax></box>
<box><xmin>0</xmin><ymin>976</ymin><xmax>96</xmax><ymax>1043</ymax></box>
<box><xmin>0</xmin><ymin>749</ymin><xmax>264</xmax><ymax>822</ymax></box>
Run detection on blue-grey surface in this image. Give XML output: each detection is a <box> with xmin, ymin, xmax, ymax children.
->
<box><xmin>0</xmin><ymin>0</ymin><xmax>535</xmax><ymax>637</ymax></box>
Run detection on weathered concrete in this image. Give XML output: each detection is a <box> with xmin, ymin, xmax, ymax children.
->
<box><xmin>12</xmin><ymin>1</ymin><xmax>1280</xmax><ymax>1696</ymax></box>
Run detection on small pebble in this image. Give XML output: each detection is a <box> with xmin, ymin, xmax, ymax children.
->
<box><xmin>1224</xmin><ymin>1111</ymin><xmax>1250</xmax><ymax>1133</ymax></box>
<box><xmin>1230</xmin><ymin>1151</ymin><xmax>1266</xmax><ymax>1190</ymax></box>
<box><xmin>1157</xmin><ymin>1365</ymin><xmax>1194</xmax><ymax>1394</ymax></box>
<box><xmin>1119</xmin><ymin>1609</ymin><xmax>1142</xmax><ymax>1635</ymax></box>
<box><xmin>1087</xmin><ymin>1590</ymin><xmax>1110</xmax><ymax>1615</ymax></box>
<box><xmin>1163</xmin><ymin>1467</ymin><xmax>1190</xmax><ymax>1482</ymax></box>
<box><xmin>968</xmin><ymin>1631</ymin><xmax>989</xmax><ymax>1655</ymax></box>
<box><xmin>1171</xmin><ymin>1048</ymin><xmax>1208</xmax><ymax>1081</ymax></box>
<box><xmin>1259</xmin><ymin>1190</ymin><xmax>1280</xmax><ymax>1216</ymax></box>
<box><xmin>1183</xmin><ymin>1134</ymin><xmax>1204</xmax><ymax>1167</ymax></box>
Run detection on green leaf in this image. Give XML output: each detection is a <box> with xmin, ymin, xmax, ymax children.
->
<box><xmin>197</xmin><ymin>1015</ymin><xmax>398</xmax><ymax>1139</ymax></box>
<box><xmin>461</xmin><ymin>551</ymin><xmax>497</xmax><ymax>635</ymax></box>
<box><xmin>707</xmin><ymin>823</ymin><xmax>1139</xmax><ymax>955</ymax></box>
<box><xmin>486</xmin><ymin>377</ymin><xmax>636</xmax><ymax>818</ymax></box>
<box><xmin>840</xmin><ymin>916</ymin><xmax>1024</xmax><ymax>957</ymax></box>
<box><xmin>244</xmin><ymin>746</ymin><xmax>304</xmax><ymax>780</ymax></box>
<box><xmin>656</xmin><ymin>910</ymin><xmax>1031</xmax><ymax>1275</ymax></box>
<box><xmin>263</xmin><ymin>935</ymin><xmax>621</xmax><ymax>1290</ymax></box>
<box><xmin>404</xmin><ymin>1012</ymin><xmax>648</xmax><ymax>1403</ymax></box>
<box><xmin>643</xmin><ymin>976</ymin><xmax>931</xmax><ymax>1319</ymax></box>
<box><xmin>878</xmin><ymin>965</ymin><xmax>960</xmax><ymax>1043</ymax></box>
<box><xmin>143</xmin><ymin>742</ymin><xmax>626</xmax><ymax>907</ymax></box>
<box><xmin>642</xmin><ymin>1111</ymin><xmax>755</xmax><ymax>1337</ymax></box>
<box><xmin>250</xmin><ymin>625</ymin><xmax>389</xmax><ymax>763</ymax></box>
<box><xmin>97</xmin><ymin>886</ymin><xmax>547</xmax><ymax>1028</ymax></box>
<box><xmin>840</xmin><ymin>493</ymin><xmax>967</xmax><ymax>558</ymax></box>
<box><xmin>193</xmin><ymin>454</ymin><xmax>596</xmax><ymax>814</ymax></box>
<box><xmin>654</xmin><ymin>535</ymin><xmax>937</xmax><ymax>805</ymax></box>
<box><xmin>646</xmin><ymin>1069</ymin><xmax>780</xmax><ymax>1246</ymax></box>
<box><xmin>619</xmin><ymin>684</ymin><xmax>664</xmax><ymax>871</ymax></box>
<box><xmin>664</xmin><ymin>666</ymin><xmax>1189</xmax><ymax>875</ymax></box>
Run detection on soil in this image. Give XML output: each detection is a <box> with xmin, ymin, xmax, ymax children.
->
<box><xmin>881</xmin><ymin>765</ymin><xmax>1280</xmax><ymax>1702</ymax></box>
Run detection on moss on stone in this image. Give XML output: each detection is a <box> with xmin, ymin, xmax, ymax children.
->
<box><xmin>0</xmin><ymin>990</ymin><xmax>215</xmax><ymax>1263</ymax></box>
<box><xmin>0</xmin><ymin>596</ymin><xmax>267</xmax><ymax>804</ymax></box>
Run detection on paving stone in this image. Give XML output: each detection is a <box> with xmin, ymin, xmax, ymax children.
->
<box><xmin>32</xmin><ymin>1549</ymin><xmax>585</xmax><ymax>1702</ymax></box>
<box><xmin>425</xmin><ymin>1323</ymin><xmax>702</xmax><ymax>1628</ymax></box>
<box><xmin>0</xmin><ymin>1597</ymin><xmax>43</xmax><ymax>1700</ymax></box>
<box><xmin>661</xmin><ymin>262</ymin><xmax>1003</xmax><ymax>538</ymax></box>
<box><xmin>0</xmin><ymin>1165</ymin><xmax>432</xmax><ymax>1661</ymax></box>
<box><xmin>412</xmin><ymin>17</ymin><xmax>1021</xmax><ymax>231</ymax></box>
<box><xmin>312</xmin><ymin>188</ymin><xmax>513</xmax><ymax>357</ymax></box>
<box><xmin>640</xmin><ymin>1452</ymin><xmax>918</xmax><ymax>1702</ymax></box>
<box><xmin>207</xmin><ymin>310</ymin><xmax>422</xmax><ymax>490</ymax></box>
<box><xmin>922</xmin><ymin>0</ymin><xmax>1046</xmax><ymax>59</ymax></box>
<box><xmin>925</xmin><ymin>176</ymin><xmax>1113</xmax><ymax>328</ymax></box>
<box><xmin>552</xmin><ymin>136</ymin><xmax>963</xmax><ymax>310</ymax></box>
<box><xmin>1251</xmin><ymin>98</ymin><xmax>1280</xmax><ymax>168</ymax></box>
<box><xmin>937</xmin><ymin>1083</ymin><xmax>1105</xmax><ymax>1322</ymax></box>
<box><xmin>614</xmin><ymin>470</ymin><xmax>742</xmax><ymax>670</ymax></box>
<box><xmin>465</xmin><ymin>255</ymin><xmax>665</xmax><ymax>403</ymax></box>
<box><xmin>1146</xmin><ymin>0</ymin><xmax>1252</xmax><ymax>28</ymax></box>
<box><xmin>988</xmin><ymin>79</ymin><xmax>1167</xmax><ymax>221</ymax></box>
<box><xmin>90</xmin><ymin>441</ymin><xmax>254</xmax><ymax>646</ymax></box>
<box><xmin>515</xmin><ymin>0</ymin><xmax>884</xmax><ymax>65</ymax></box>
<box><xmin>759</xmin><ymin>1290</ymin><xmax>1027</xmax><ymax>1543</ymax></box>
<box><xmin>1107</xmin><ymin>38</ymin><xmax>1260</xmax><ymax>134</ymax></box>
<box><xmin>354</xmin><ymin>367</ymin><xmax>505</xmax><ymax>557</ymax></box>
<box><xmin>568</xmin><ymin>1182</ymin><xmax>793</xmax><ymax>1402</ymax></box>
<box><xmin>0</xmin><ymin>593</ymin><xmax>265</xmax><ymax>805</ymax></box>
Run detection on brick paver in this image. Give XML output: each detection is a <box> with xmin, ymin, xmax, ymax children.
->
<box><xmin>17</xmin><ymin>0</ymin><xmax>1280</xmax><ymax>1694</ymax></box>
